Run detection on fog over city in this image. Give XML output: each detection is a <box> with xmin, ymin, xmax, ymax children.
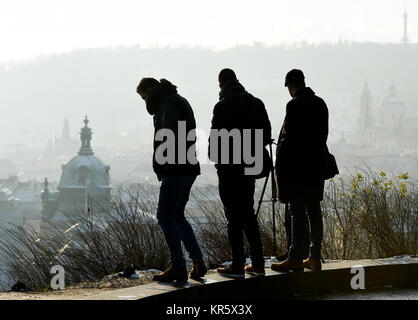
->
<box><xmin>0</xmin><ymin>0</ymin><xmax>417</xmax><ymax>230</ymax></box>
<box><xmin>0</xmin><ymin>0</ymin><xmax>417</xmax><ymax>295</ymax></box>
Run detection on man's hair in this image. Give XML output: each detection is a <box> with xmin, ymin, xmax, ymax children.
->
<box><xmin>137</xmin><ymin>77</ymin><xmax>160</xmax><ymax>94</ymax></box>
<box><xmin>218</xmin><ymin>68</ymin><xmax>238</xmax><ymax>86</ymax></box>
<box><xmin>285</xmin><ymin>69</ymin><xmax>305</xmax><ymax>87</ymax></box>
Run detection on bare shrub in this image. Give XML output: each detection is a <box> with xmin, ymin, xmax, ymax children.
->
<box><xmin>0</xmin><ymin>185</ymin><xmax>169</xmax><ymax>291</ymax></box>
<box><xmin>322</xmin><ymin>169</ymin><xmax>417</xmax><ymax>259</ymax></box>
<box><xmin>187</xmin><ymin>187</ymin><xmax>230</xmax><ymax>267</ymax></box>
<box><xmin>188</xmin><ymin>183</ymin><xmax>287</xmax><ymax>268</ymax></box>
<box><xmin>0</xmin><ymin>169</ymin><xmax>416</xmax><ymax>291</ymax></box>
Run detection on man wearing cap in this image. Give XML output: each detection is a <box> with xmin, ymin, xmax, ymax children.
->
<box><xmin>271</xmin><ymin>69</ymin><xmax>329</xmax><ymax>272</ymax></box>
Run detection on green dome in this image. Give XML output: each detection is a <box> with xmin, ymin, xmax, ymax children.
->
<box><xmin>58</xmin><ymin>154</ymin><xmax>110</xmax><ymax>188</ymax></box>
<box><xmin>57</xmin><ymin>116</ymin><xmax>111</xmax><ymax>189</ymax></box>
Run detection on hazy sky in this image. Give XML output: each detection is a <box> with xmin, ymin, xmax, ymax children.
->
<box><xmin>0</xmin><ymin>0</ymin><xmax>417</xmax><ymax>64</ymax></box>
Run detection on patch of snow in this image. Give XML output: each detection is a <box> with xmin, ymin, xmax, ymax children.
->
<box><xmin>146</xmin><ymin>269</ymin><xmax>162</xmax><ymax>274</ymax></box>
<box><xmin>221</xmin><ymin>261</ymin><xmax>231</xmax><ymax>267</ymax></box>
<box><xmin>391</xmin><ymin>255</ymin><xmax>411</xmax><ymax>260</ymax></box>
<box><xmin>104</xmin><ymin>271</ymin><xmax>123</xmax><ymax>280</ymax></box>
<box><xmin>129</xmin><ymin>270</ymin><xmax>149</xmax><ymax>279</ymax></box>
<box><xmin>264</xmin><ymin>257</ymin><xmax>279</xmax><ymax>268</ymax></box>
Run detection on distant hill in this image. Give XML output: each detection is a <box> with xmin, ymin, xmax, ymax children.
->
<box><xmin>0</xmin><ymin>42</ymin><xmax>417</xmax><ymax>147</ymax></box>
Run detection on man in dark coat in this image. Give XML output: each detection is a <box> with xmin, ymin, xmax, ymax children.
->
<box><xmin>271</xmin><ymin>69</ymin><xmax>328</xmax><ymax>272</ymax></box>
<box><xmin>137</xmin><ymin>78</ymin><xmax>207</xmax><ymax>281</ymax></box>
<box><xmin>209</xmin><ymin>69</ymin><xmax>272</xmax><ymax>278</ymax></box>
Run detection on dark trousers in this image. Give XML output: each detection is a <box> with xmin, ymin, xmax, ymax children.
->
<box><xmin>284</xmin><ymin>203</ymin><xmax>310</xmax><ymax>259</ymax></box>
<box><xmin>287</xmin><ymin>201</ymin><xmax>323</xmax><ymax>263</ymax></box>
<box><xmin>157</xmin><ymin>175</ymin><xmax>203</xmax><ymax>268</ymax></box>
<box><xmin>218</xmin><ymin>173</ymin><xmax>264</xmax><ymax>268</ymax></box>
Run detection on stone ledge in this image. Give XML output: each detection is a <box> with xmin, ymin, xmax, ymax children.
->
<box><xmin>84</xmin><ymin>257</ymin><xmax>418</xmax><ymax>300</ymax></box>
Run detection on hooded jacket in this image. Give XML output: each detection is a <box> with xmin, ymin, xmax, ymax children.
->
<box><xmin>147</xmin><ymin>79</ymin><xmax>200</xmax><ymax>181</ymax></box>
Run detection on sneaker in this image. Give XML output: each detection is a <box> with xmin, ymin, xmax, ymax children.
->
<box><xmin>270</xmin><ymin>259</ymin><xmax>304</xmax><ymax>272</ymax></box>
<box><xmin>189</xmin><ymin>259</ymin><xmax>207</xmax><ymax>279</ymax></box>
<box><xmin>244</xmin><ymin>264</ymin><xmax>265</xmax><ymax>276</ymax></box>
<box><xmin>217</xmin><ymin>265</ymin><xmax>245</xmax><ymax>279</ymax></box>
<box><xmin>152</xmin><ymin>265</ymin><xmax>188</xmax><ymax>282</ymax></box>
<box><xmin>303</xmin><ymin>259</ymin><xmax>322</xmax><ymax>271</ymax></box>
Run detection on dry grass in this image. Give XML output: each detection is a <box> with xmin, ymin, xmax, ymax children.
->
<box><xmin>0</xmin><ymin>169</ymin><xmax>416</xmax><ymax>291</ymax></box>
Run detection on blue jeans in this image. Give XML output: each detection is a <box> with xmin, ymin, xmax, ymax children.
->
<box><xmin>157</xmin><ymin>175</ymin><xmax>203</xmax><ymax>268</ymax></box>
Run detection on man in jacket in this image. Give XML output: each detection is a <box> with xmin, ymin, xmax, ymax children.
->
<box><xmin>209</xmin><ymin>68</ymin><xmax>272</xmax><ymax>278</ymax></box>
<box><xmin>271</xmin><ymin>69</ymin><xmax>328</xmax><ymax>272</ymax></box>
<box><xmin>137</xmin><ymin>78</ymin><xmax>207</xmax><ymax>281</ymax></box>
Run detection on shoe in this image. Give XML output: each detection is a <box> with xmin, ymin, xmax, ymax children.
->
<box><xmin>152</xmin><ymin>265</ymin><xmax>188</xmax><ymax>282</ymax></box>
<box><xmin>189</xmin><ymin>259</ymin><xmax>207</xmax><ymax>279</ymax></box>
<box><xmin>217</xmin><ymin>264</ymin><xmax>245</xmax><ymax>279</ymax></box>
<box><xmin>303</xmin><ymin>259</ymin><xmax>322</xmax><ymax>271</ymax></box>
<box><xmin>270</xmin><ymin>259</ymin><xmax>304</xmax><ymax>272</ymax></box>
<box><xmin>244</xmin><ymin>264</ymin><xmax>265</xmax><ymax>276</ymax></box>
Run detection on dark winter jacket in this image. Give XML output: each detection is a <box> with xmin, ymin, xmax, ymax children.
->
<box><xmin>147</xmin><ymin>79</ymin><xmax>200</xmax><ymax>181</ymax></box>
<box><xmin>209</xmin><ymin>81</ymin><xmax>272</xmax><ymax>176</ymax></box>
<box><xmin>275</xmin><ymin>87</ymin><xmax>329</xmax><ymax>203</ymax></box>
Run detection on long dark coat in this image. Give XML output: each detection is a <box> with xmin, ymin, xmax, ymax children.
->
<box><xmin>275</xmin><ymin>87</ymin><xmax>329</xmax><ymax>203</ymax></box>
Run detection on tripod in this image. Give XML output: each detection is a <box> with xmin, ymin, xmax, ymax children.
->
<box><xmin>255</xmin><ymin>139</ymin><xmax>278</xmax><ymax>256</ymax></box>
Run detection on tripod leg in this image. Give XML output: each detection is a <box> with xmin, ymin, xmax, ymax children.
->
<box><xmin>269</xmin><ymin>142</ymin><xmax>278</xmax><ymax>257</ymax></box>
<box><xmin>255</xmin><ymin>173</ymin><xmax>269</xmax><ymax>218</ymax></box>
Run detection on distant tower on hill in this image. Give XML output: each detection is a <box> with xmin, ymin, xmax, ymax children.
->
<box><xmin>359</xmin><ymin>82</ymin><xmax>374</xmax><ymax>131</ymax></box>
<box><xmin>401</xmin><ymin>8</ymin><xmax>409</xmax><ymax>44</ymax></box>
<box><xmin>62</xmin><ymin>118</ymin><xmax>71</xmax><ymax>140</ymax></box>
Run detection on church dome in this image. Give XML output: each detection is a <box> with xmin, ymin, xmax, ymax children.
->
<box><xmin>58</xmin><ymin>117</ymin><xmax>111</xmax><ymax>189</ymax></box>
<box><xmin>381</xmin><ymin>82</ymin><xmax>405</xmax><ymax>110</ymax></box>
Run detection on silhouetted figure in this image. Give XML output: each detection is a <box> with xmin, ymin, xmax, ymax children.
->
<box><xmin>276</xmin><ymin>203</ymin><xmax>310</xmax><ymax>262</ymax></box>
<box><xmin>271</xmin><ymin>69</ymin><xmax>328</xmax><ymax>272</ymax></box>
<box><xmin>136</xmin><ymin>78</ymin><xmax>207</xmax><ymax>281</ymax></box>
<box><xmin>209</xmin><ymin>68</ymin><xmax>272</xmax><ymax>278</ymax></box>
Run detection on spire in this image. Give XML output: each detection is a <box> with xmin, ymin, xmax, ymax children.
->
<box><xmin>78</xmin><ymin>116</ymin><xmax>94</xmax><ymax>156</ymax></box>
<box><xmin>62</xmin><ymin>118</ymin><xmax>71</xmax><ymax>140</ymax></box>
<box><xmin>41</xmin><ymin>178</ymin><xmax>50</xmax><ymax>202</ymax></box>
<box><xmin>402</xmin><ymin>7</ymin><xmax>409</xmax><ymax>44</ymax></box>
<box><xmin>360</xmin><ymin>81</ymin><xmax>373</xmax><ymax>130</ymax></box>
<box><xmin>388</xmin><ymin>81</ymin><xmax>398</xmax><ymax>97</ymax></box>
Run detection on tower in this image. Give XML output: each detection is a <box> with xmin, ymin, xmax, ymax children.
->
<box><xmin>40</xmin><ymin>117</ymin><xmax>111</xmax><ymax>237</ymax></box>
<box><xmin>62</xmin><ymin>118</ymin><xmax>71</xmax><ymax>141</ymax></box>
<box><xmin>402</xmin><ymin>8</ymin><xmax>409</xmax><ymax>44</ymax></box>
<box><xmin>359</xmin><ymin>82</ymin><xmax>373</xmax><ymax>131</ymax></box>
<box><xmin>57</xmin><ymin>116</ymin><xmax>111</xmax><ymax>216</ymax></box>
<box><xmin>53</xmin><ymin>118</ymin><xmax>78</xmax><ymax>156</ymax></box>
<box><xmin>377</xmin><ymin>81</ymin><xmax>406</xmax><ymax>129</ymax></box>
